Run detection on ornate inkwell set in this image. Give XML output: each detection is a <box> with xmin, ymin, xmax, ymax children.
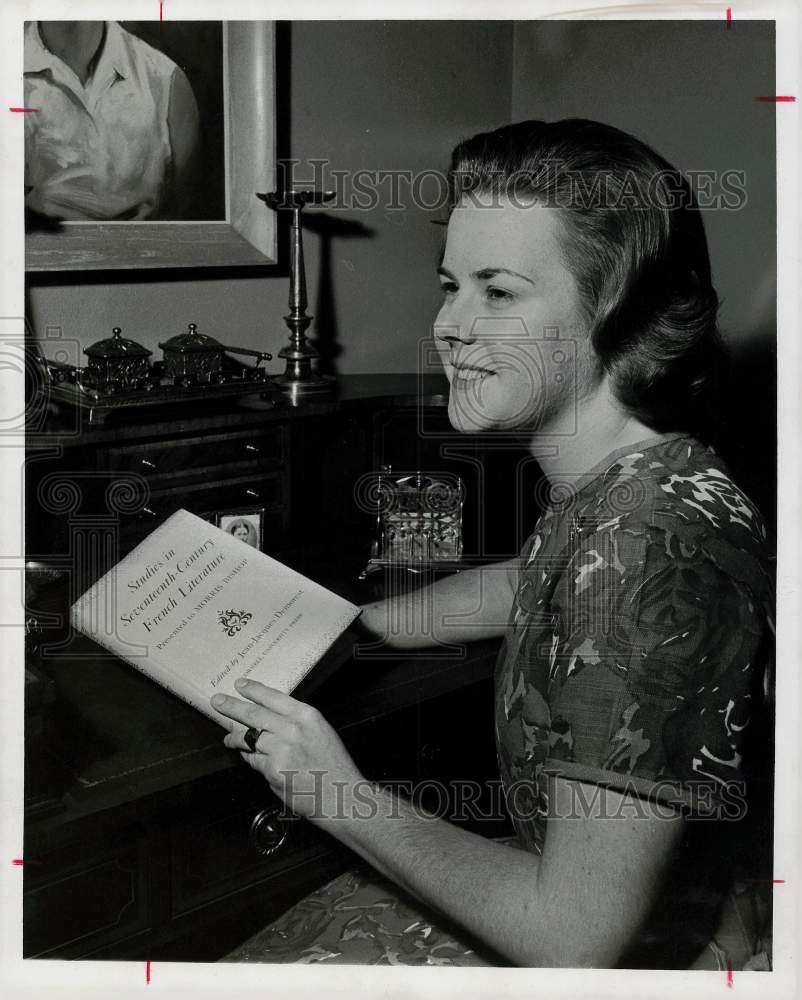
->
<box><xmin>40</xmin><ymin>322</ymin><xmax>274</xmax><ymax>408</ymax></box>
<box><xmin>36</xmin><ymin>189</ymin><xmax>337</xmax><ymax>423</ymax></box>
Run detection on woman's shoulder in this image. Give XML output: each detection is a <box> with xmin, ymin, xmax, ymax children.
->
<box><xmin>114</xmin><ymin>22</ymin><xmax>181</xmax><ymax>82</ymax></box>
<box><xmin>562</xmin><ymin>436</ymin><xmax>774</xmax><ymax>619</ymax></box>
<box><xmin>519</xmin><ymin>435</ymin><xmax>773</xmax><ymax>627</ymax></box>
<box><xmin>582</xmin><ymin>436</ymin><xmax>768</xmax><ymax>554</ymax></box>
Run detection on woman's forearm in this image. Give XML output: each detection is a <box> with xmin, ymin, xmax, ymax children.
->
<box><xmin>311</xmin><ymin>778</ymin><xmax>683</xmax><ymax>969</ymax></box>
<box><xmin>312</xmin><ymin>782</ymin><xmax>546</xmax><ymax>966</ymax></box>
<box><xmin>214</xmin><ymin>683</ymin><xmax>681</xmax><ymax>968</ymax></box>
<box><xmin>358</xmin><ymin>558</ymin><xmax>519</xmax><ymax>649</ymax></box>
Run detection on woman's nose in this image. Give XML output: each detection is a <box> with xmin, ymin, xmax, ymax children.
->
<box><xmin>434</xmin><ymin>302</ymin><xmax>477</xmax><ymax>346</ymax></box>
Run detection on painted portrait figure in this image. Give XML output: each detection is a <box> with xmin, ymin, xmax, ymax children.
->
<box><xmin>24</xmin><ymin>20</ymin><xmax>200</xmax><ymax>220</ymax></box>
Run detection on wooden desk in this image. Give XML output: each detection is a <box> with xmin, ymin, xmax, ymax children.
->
<box><xmin>25</xmin><ymin>633</ymin><xmax>504</xmax><ymax>960</ymax></box>
<box><xmin>24</xmin><ymin>375</ymin><xmax>533</xmax><ymax>960</ymax></box>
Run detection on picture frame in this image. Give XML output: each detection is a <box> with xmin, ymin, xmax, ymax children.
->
<box><xmin>215</xmin><ymin>506</ymin><xmax>265</xmax><ymax>551</ymax></box>
<box><xmin>24</xmin><ymin>21</ymin><xmax>277</xmax><ymax>272</ymax></box>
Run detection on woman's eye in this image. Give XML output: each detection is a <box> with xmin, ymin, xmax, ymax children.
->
<box><xmin>439</xmin><ymin>282</ymin><xmax>458</xmax><ymax>296</ymax></box>
<box><xmin>485</xmin><ymin>286</ymin><xmax>515</xmax><ymax>303</ymax></box>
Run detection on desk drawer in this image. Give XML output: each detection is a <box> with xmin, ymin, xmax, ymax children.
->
<box><xmin>122</xmin><ymin>505</ymin><xmax>288</xmax><ymax>558</ymax></box>
<box><xmin>138</xmin><ymin>473</ymin><xmax>285</xmax><ymax>516</ymax></box>
<box><xmin>169</xmin><ymin>800</ymin><xmax>326</xmax><ymax>918</ymax></box>
<box><xmin>23</xmin><ymin>837</ymin><xmax>151</xmax><ymax>958</ymax></box>
<box><xmin>107</xmin><ymin>427</ymin><xmax>284</xmax><ymax>481</ymax></box>
<box><xmin>121</xmin><ymin>472</ymin><xmax>285</xmax><ymax>533</ymax></box>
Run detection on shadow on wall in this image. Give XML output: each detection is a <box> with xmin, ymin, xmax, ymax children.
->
<box><xmin>302</xmin><ymin>214</ymin><xmax>376</xmax><ymax>377</ymax></box>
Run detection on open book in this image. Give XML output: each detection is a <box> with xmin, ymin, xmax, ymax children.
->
<box><xmin>71</xmin><ymin>509</ymin><xmax>361</xmax><ymax>731</ymax></box>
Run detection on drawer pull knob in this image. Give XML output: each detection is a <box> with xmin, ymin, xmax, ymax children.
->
<box><xmin>249</xmin><ymin>806</ymin><xmax>290</xmax><ymax>857</ymax></box>
<box><xmin>141</xmin><ymin>459</ymin><xmax>156</xmax><ymax>470</ymax></box>
<box><xmin>244</xmin><ymin>444</ymin><xmax>260</xmax><ymax>453</ymax></box>
<box><xmin>244</xmin><ymin>488</ymin><xmax>260</xmax><ymax>499</ymax></box>
<box><xmin>141</xmin><ymin>506</ymin><xmax>158</xmax><ymax>518</ymax></box>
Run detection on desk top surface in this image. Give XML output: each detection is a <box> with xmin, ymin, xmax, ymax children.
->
<box><xmin>31</xmin><ymin>372</ymin><xmax>451</xmax><ymax>446</ymax></box>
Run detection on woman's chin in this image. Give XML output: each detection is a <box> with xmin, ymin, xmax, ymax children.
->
<box><xmin>448</xmin><ymin>399</ymin><xmax>519</xmax><ymax>434</ymax></box>
<box><xmin>448</xmin><ymin>380</ymin><xmax>538</xmax><ymax>433</ymax></box>
<box><xmin>447</xmin><ymin>404</ymin><xmax>483</xmax><ymax>433</ymax></box>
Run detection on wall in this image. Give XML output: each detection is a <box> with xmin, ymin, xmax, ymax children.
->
<box><xmin>27</xmin><ymin>21</ymin><xmax>514</xmax><ymax>374</ymax></box>
<box><xmin>511</xmin><ymin>20</ymin><xmax>776</xmax><ymax>351</ymax></box>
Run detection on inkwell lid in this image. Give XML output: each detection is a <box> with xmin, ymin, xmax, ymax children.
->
<box><xmin>159</xmin><ymin>323</ymin><xmax>224</xmax><ymax>354</ymax></box>
<box><xmin>84</xmin><ymin>327</ymin><xmax>152</xmax><ymax>360</ymax></box>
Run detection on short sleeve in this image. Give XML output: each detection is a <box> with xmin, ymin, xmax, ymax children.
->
<box><xmin>541</xmin><ymin>522</ymin><xmax>771</xmax><ymax>814</ymax></box>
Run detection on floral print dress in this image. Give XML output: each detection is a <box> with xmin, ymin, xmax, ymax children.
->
<box><xmin>222</xmin><ymin>435</ymin><xmax>775</xmax><ymax>968</ymax></box>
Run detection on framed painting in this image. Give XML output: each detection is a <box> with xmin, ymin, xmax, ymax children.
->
<box><xmin>24</xmin><ymin>20</ymin><xmax>276</xmax><ymax>271</ymax></box>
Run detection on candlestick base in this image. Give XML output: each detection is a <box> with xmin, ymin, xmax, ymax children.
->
<box><xmin>271</xmin><ymin>371</ymin><xmax>336</xmax><ymax>406</ymax></box>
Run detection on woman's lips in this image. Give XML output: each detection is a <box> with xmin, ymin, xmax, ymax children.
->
<box><xmin>452</xmin><ymin>366</ymin><xmax>495</xmax><ymax>381</ymax></box>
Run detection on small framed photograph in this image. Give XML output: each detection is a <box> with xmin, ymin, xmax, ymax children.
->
<box><xmin>215</xmin><ymin>507</ymin><xmax>264</xmax><ymax>550</ymax></box>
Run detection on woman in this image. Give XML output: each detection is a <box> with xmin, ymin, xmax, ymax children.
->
<box><xmin>211</xmin><ymin>120</ymin><xmax>774</xmax><ymax>969</ymax></box>
<box><xmin>226</xmin><ymin>518</ymin><xmax>258</xmax><ymax>548</ymax></box>
<box><xmin>24</xmin><ymin>21</ymin><xmax>200</xmax><ymax>220</ymax></box>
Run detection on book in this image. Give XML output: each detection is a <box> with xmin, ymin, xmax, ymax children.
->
<box><xmin>70</xmin><ymin>509</ymin><xmax>362</xmax><ymax>732</ymax></box>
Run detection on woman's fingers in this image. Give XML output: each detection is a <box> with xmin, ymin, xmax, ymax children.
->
<box><xmin>210</xmin><ymin>691</ymin><xmax>292</xmax><ymax>735</ymax></box>
<box><xmin>210</xmin><ymin>691</ymin><xmax>265</xmax><ymax>727</ymax></box>
<box><xmin>211</xmin><ymin>680</ymin><xmax>319</xmax><ymax>733</ymax></box>
<box><xmin>231</xmin><ymin>678</ymin><xmax>302</xmax><ymax>715</ymax></box>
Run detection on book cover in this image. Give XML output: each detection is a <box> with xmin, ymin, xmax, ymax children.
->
<box><xmin>70</xmin><ymin>509</ymin><xmax>361</xmax><ymax>731</ymax></box>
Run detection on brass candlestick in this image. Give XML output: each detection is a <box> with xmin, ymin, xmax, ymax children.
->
<box><xmin>257</xmin><ymin>189</ymin><xmax>335</xmax><ymax>404</ymax></box>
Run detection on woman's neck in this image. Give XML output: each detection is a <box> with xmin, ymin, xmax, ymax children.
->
<box><xmin>529</xmin><ymin>376</ymin><xmax>666</xmax><ymax>484</ymax></box>
<box><xmin>38</xmin><ymin>21</ymin><xmax>106</xmax><ymax>85</ymax></box>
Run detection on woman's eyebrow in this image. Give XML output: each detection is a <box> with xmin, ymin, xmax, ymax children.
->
<box><xmin>436</xmin><ymin>265</ymin><xmax>535</xmax><ymax>286</ymax></box>
<box><xmin>473</xmin><ymin>267</ymin><xmax>535</xmax><ymax>285</ymax></box>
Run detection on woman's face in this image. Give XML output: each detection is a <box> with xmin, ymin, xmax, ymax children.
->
<box><xmin>434</xmin><ymin>196</ymin><xmax>597</xmax><ymax>435</ymax></box>
<box><xmin>232</xmin><ymin>522</ymin><xmax>250</xmax><ymax>541</ymax></box>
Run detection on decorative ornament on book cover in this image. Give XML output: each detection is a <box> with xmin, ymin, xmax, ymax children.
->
<box><xmin>71</xmin><ymin>509</ymin><xmax>361</xmax><ymax>731</ymax></box>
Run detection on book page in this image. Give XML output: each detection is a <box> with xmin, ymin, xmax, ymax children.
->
<box><xmin>72</xmin><ymin>509</ymin><xmax>360</xmax><ymax>724</ymax></box>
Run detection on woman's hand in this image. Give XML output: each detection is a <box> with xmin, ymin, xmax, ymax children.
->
<box><xmin>210</xmin><ymin>678</ymin><xmax>365</xmax><ymax>822</ymax></box>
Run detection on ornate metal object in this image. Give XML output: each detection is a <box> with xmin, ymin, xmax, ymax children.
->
<box><xmin>159</xmin><ymin>323</ymin><xmax>272</xmax><ymax>386</ymax></box>
<box><xmin>83</xmin><ymin>326</ymin><xmax>152</xmax><ymax>391</ymax></box>
<box><xmin>359</xmin><ymin>468</ymin><xmax>465</xmax><ymax>578</ymax></box>
<box><xmin>257</xmin><ymin>189</ymin><xmax>336</xmax><ymax>404</ymax></box>
<box><xmin>35</xmin><ymin>320</ymin><xmax>275</xmax><ymax>424</ymax></box>
<box><xmin>249</xmin><ymin>806</ymin><xmax>291</xmax><ymax>857</ymax></box>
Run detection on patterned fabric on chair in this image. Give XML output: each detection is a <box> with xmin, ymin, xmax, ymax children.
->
<box><xmin>219</xmin><ymin>862</ymin><xmax>508</xmax><ymax>966</ymax></box>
